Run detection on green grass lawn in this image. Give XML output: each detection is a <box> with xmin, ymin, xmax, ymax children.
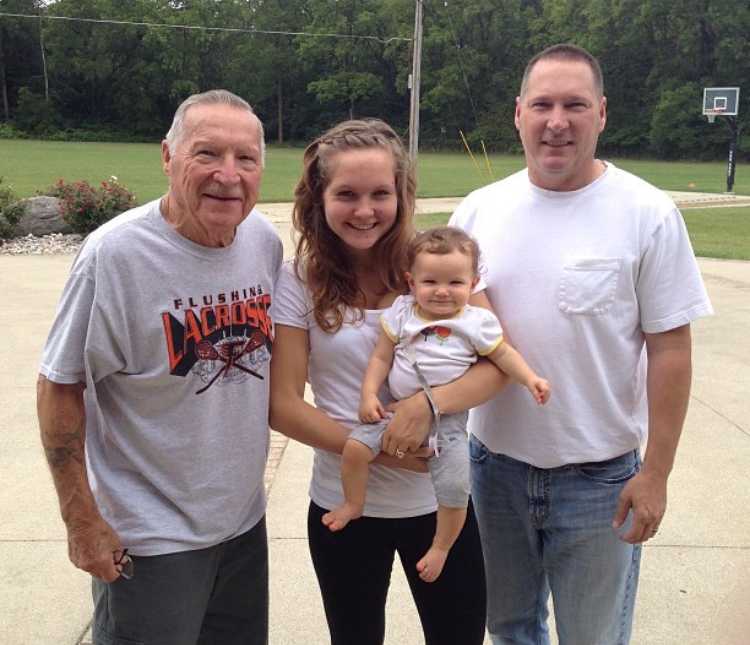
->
<box><xmin>416</xmin><ymin>207</ymin><xmax>750</xmax><ymax>261</ymax></box>
<box><xmin>1</xmin><ymin>138</ymin><xmax>748</xmax><ymax>201</ymax></box>
<box><xmin>2</xmin><ymin>138</ymin><xmax>748</xmax><ymax>259</ymax></box>
<box><xmin>682</xmin><ymin>207</ymin><xmax>750</xmax><ymax>260</ymax></box>
<box><xmin>0</xmin><ymin>139</ymin><xmax>306</xmax><ymax>203</ymax></box>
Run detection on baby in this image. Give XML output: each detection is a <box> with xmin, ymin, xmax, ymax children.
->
<box><xmin>322</xmin><ymin>226</ymin><xmax>551</xmax><ymax>582</ymax></box>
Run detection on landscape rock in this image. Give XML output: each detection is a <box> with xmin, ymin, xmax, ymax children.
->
<box><xmin>13</xmin><ymin>196</ymin><xmax>71</xmax><ymax>236</ymax></box>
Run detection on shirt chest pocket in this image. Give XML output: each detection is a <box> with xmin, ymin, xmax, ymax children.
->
<box><xmin>558</xmin><ymin>258</ymin><xmax>621</xmax><ymax>315</ymax></box>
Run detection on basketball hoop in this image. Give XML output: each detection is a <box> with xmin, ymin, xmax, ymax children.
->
<box><xmin>706</xmin><ymin>107</ymin><xmax>725</xmax><ymax>124</ymax></box>
<box><xmin>701</xmin><ymin>87</ymin><xmax>741</xmax><ymax>193</ymax></box>
<box><xmin>702</xmin><ymin>88</ymin><xmax>737</xmax><ymax>124</ymax></box>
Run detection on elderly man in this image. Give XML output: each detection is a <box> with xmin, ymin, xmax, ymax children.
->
<box><xmin>450</xmin><ymin>45</ymin><xmax>713</xmax><ymax>644</ymax></box>
<box><xmin>37</xmin><ymin>90</ymin><xmax>282</xmax><ymax>644</ymax></box>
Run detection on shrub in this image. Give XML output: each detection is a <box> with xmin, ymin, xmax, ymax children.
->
<box><xmin>0</xmin><ymin>177</ymin><xmax>24</xmax><ymax>238</ymax></box>
<box><xmin>0</xmin><ymin>201</ymin><xmax>26</xmax><ymax>238</ymax></box>
<box><xmin>0</xmin><ymin>176</ymin><xmax>16</xmax><ymax>209</ymax></box>
<box><xmin>15</xmin><ymin>87</ymin><xmax>59</xmax><ymax>136</ymax></box>
<box><xmin>45</xmin><ymin>177</ymin><xmax>137</xmax><ymax>234</ymax></box>
<box><xmin>43</xmin><ymin>128</ymin><xmax>156</xmax><ymax>143</ymax></box>
<box><xmin>0</xmin><ymin>122</ymin><xmax>27</xmax><ymax>140</ymax></box>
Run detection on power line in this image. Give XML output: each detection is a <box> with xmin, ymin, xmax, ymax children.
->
<box><xmin>0</xmin><ymin>12</ymin><xmax>412</xmax><ymax>45</ymax></box>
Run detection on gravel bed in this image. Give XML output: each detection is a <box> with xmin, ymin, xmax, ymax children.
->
<box><xmin>0</xmin><ymin>233</ymin><xmax>84</xmax><ymax>255</ymax></box>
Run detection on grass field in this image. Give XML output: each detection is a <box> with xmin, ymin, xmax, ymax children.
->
<box><xmin>683</xmin><ymin>207</ymin><xmax>750</xmax><ymax>260</ymax></box>
<box><xmin>415</xmin><ymin>207</ymin><xmax>750</xmax><ymax>261</ymax></box>
<box><xmin>2</xmin><ymin>138</ymin><xmax>748</xmax><ymax>259</ymax></box>
<box><xmin>1</xmin><ymin>138</ymin><xmax>749</xmax><ymax>201</ymax></box>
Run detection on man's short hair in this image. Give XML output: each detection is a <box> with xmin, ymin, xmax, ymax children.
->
<box><xmin>165</xmin><ymin>89</ymin><xmax>266</xmax><ymax>165</ymax></box>
<box><xmin>520</xmin><ymin>44</ymin><xmax>604</xmax><ymax>98</ymax></box>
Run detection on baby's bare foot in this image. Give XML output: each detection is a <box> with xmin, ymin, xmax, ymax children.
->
<box><xmin>416</xmin><ymin>546</ymin><xmax>449</xmax><ymax>583</ymax></box>
<box><xmin>321</xmin><ymin>502</ymin><xmax>362</xmax><ymax>532</ymax></box>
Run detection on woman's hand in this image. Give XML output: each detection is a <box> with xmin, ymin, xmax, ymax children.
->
<box><xmin>374</xmin><ymin>448</ymin><xmax>431</xmax><ymax>473</ymax></box>
<box><xmin>381</xmin><ymin>392</ymin><xmax>433</xmax><ymax>456</ymax></box>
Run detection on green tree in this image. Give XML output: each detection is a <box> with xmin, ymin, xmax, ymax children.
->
<box><xmin>0</xmin><ymin>0</ymin><xmax>46</xmax><ymax>121</ymax></box>
<box><xmin>649</xmin><ymin>83</ymin><xmax>706</xmax><ymax>158</ymax></box>
<box><xmin>309</xmin><ymin>71</ymin><xmax>384</xmax><ymax>119</ymax></box>
<box><xmin>295</xmin><ymin>0</ymin><xmax>412</xmax><ymax>134</ymax></box>
<box><xmin>221</xmin><ymin>0</ymin><xmax>310</xmax><ymax>143</ymax></box>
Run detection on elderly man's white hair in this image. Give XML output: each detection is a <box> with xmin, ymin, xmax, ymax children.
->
<box><xmin>165</xmin><ymin>89</ymin><xmax>266</xmax><ymax>166</ymax></box>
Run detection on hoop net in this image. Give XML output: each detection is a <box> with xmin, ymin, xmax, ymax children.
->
<box><xmin>705</xmin><ymin>107</ymin><xmax>726</xmax><ymax>123</ymax></box>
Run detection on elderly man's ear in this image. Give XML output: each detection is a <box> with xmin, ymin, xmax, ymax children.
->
<box><xmin>161</xmin><ymin>141</ymin><xmax>172</xmax><ymax>175</ymax></box>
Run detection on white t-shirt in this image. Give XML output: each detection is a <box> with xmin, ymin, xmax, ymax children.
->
<box><xmin>273</xmin><ymin>262</ymin><xmax>437</xmax><ymax>517</ymax></box>
<box><xmin>382</xmin><ymin>294</ymin><xmax>503</xmax><ymax>399</ymax></box>
<box><xmin>450</xmin><ymin>164</ymin><xmax>713</xmax><ymax>468</ymax></box>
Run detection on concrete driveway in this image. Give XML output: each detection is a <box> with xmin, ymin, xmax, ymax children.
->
<box><xmin>1</xmin><ymin>195</ymin><xmax>748</xmax><ymax>644</ymax></box>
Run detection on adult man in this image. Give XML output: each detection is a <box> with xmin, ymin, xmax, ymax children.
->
<box><xmin>37</xmin><ymin>90</ymin><xmax>282</xmax><ymax>644</ymax></box>
<box><xmin>450</xmin><ymin>45</ymin><xmax>713</xmax><ymax>644</ymax></box>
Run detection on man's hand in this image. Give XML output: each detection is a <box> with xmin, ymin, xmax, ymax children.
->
<box><xmin>67</xmin><ymin>514</ymin><xmax>124</xmax><ymax>582</ymax></box>
<box><xmin>612</xmin><ymin>325</ymin><xmax>691</xmax><ymax>545</ymax></box>
<box><xmin>612</xmin><ymin>325</ymin><xmax>692</xmax><ymax>544</ymax></box>
<box><xmin>612</xmin><ymin>470</ymin><xmax>668</xmax><ymax>544</ymax></box>
<box><xmin>359</xmin><ymin>393</ymin><xmax>386</xmax><ymax>424</ymax></box>
<box><xmin>381</xmin><ymin>392</ymin><xmax>433</xmax><ymax>456</ymax></box>
<box><xmin>38</xmin><ymin>376</ymin><xmax>125</xmax><ymax>580</ymax></box>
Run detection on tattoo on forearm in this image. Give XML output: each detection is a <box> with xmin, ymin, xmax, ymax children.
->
<box><xmin>44</xmin><ymin>431</ymin><xmax>85</xmax><ymax>469</ymax></box>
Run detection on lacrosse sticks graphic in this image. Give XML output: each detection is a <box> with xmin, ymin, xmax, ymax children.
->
<box><xmin>194</xmin><ymin>331</ymin><xmax>265</xmax><ymax>395</ymax></box>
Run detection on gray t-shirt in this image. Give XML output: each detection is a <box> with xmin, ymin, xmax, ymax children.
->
<box><xmin>40</xmin><ymin>199</ymin><xmax>283</xmax><ymax>555</ymax></box>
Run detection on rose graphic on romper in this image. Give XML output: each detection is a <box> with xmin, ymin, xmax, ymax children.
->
<box><xmin>420</xmin><ymin>325</ymin><xmax>452</xmax><ymax>344</ymax></box>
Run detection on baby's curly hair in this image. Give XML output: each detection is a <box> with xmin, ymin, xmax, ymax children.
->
<box><xmin>292</xmin><ymin>119</ymin><xmax>416</xmax><ymax>332</ymax></box>
<box><xmin>407</xmin><ymin>226</ymin><xmax>480</xmax><ymax>276</ymax></box>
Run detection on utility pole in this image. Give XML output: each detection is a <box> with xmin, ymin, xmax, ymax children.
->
<box><xmin>38</xmin><ymin>2</ymin><xmax>49</xmax><ymax>101</ymax></box>
<box><xmin>408</xmin><ymin>0</ymin><xmax>423</xmax><ymax>162</ymax></box>
<box><xmin>0</xmin><ymin>26</ymin><xmax>9</xmax><ymax>120</ymax></box>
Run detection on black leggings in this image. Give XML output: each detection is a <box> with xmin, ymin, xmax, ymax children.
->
<box><xmin>308</xmin><ymin>500</ymin><xmax>486</xmax><ymax>645</ymax></box>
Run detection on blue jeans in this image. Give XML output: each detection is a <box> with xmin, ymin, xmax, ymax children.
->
<box><xmin>470</xmin><ymin>436</ymin><xmax>641</xmax><ymax>645</ymax></box>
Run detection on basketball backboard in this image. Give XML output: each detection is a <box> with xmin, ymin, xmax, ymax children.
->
<box><xmin>703</xmin><ymin>87</ymin><xmax>740</xmax><ymax>122</ymax></box>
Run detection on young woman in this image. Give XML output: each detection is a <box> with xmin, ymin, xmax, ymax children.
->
<box><xmin>269</xmin><ymin>119</ymin><xmax>505</xmax><ymax>645</ymax></box>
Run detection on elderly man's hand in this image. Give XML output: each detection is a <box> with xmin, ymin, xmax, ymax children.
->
<box><xmin>67</xmin><ymin>514</ymin><xmax>124</xmax><ymax>582</ymax></box>
<box><xmin>381</xmin><ymin>392</ymin><xmax>433</xmax><ymax>456</ymax></box>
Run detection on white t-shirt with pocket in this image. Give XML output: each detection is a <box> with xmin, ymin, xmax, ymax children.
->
<box><xmin>450</xmin><ymin>164</ymin><xmax>713</xmax><ymax>468</ymax></box>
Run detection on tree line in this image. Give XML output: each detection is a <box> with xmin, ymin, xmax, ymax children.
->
<box><xmin>1</xmin><ymin>0</ymin><xmax>748</xmax><ymax>159</ymax></box>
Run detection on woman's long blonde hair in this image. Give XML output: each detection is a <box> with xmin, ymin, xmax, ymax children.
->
<box><xmin>292</xmin><ymin>119</ymin><xmax>416</xmax><ymax>332</ymax></box>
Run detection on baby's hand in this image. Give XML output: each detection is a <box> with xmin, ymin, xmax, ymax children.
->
<box><xmin>359</xmin><ymin>394</ymin><xmax>386</xmax><ymax>423</ymax></box>
<box><xmin>528</xmin><ymin>378</ymin><xmax>551</xmax><ymax>405</ymax></box>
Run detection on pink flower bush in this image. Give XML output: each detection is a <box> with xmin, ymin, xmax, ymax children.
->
<box><xmin>47</xmin><ymin>177</ymin><xmax>136</xmax><ymax>234</ymax></box>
